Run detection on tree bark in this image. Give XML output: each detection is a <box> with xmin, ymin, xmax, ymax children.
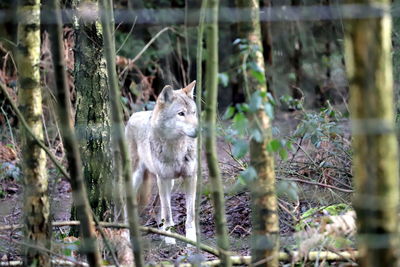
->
<box><xmin>204</xmin><ymin>0</ymin><xmax>231</xmax><ymax>266</ymax></box>
<box><xmin>291</xmin><ymin>0</ymin><xmax>302</xmax><ymax>100</ymax></box>
<box><xmin>235</xmin><ymin>0</ymin><xmax>279</xmax><ymax>266</ymax></box>
<box><xmin>73</xmin><ymin>0</ymin><xmax>113</xmax><ymax>221</ymax></box>
<box><xmin>46</xmin><ymin>0</ymin><xmax>102</xmax><ymax>266</ymax></box>
<box><xmin>260</xmin><ymin>0</ymin><xmax>273</xmax><ymax>94</ymax></box>
<box><xmin>16</xmin><ymin>0</ymin><xmax>50</xmax><ymax>265</ymax></box>
<box><xmin>99</xmin><ymin>0</ymin><xmax>144</xmax><ymax>266</ymax></box>
<box><xmin>344</xmin><ymin>1</ymin><xmax>399</xmax><ymax>266</ymax></box>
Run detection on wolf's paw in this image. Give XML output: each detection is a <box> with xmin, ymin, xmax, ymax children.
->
<box><xmin>185</xmin><ymin>228</ymin><xmax>197</xmax><ymax>247</ymax></box>
<box><xmin>164</xmin><ymin>236</ymin><xmax>176</xmax><ymax>245</ymax></box>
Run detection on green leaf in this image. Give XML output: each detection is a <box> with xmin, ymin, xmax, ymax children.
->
<box><xmin>218</xmin><ymin>72</ymin><xmax>229</xmax><ymax>87</ymax></box>
<box><xmin>249</xmin><ymin>91</ymin><xmax>262</xmax><ymax>112</ymax></box>
<box><xmin>238</xmin><ymin>166</ymin><xmax>257</xmax><ymax>184</ymax></box>
<box><xmin>285</xmin><ymin>140</ymin><xmax>293</xmax><ymax>150</ymax></box>
<box><xmin>232</xmin><ymin>38</ymin><xmax>242</xmax><ymax>45</ymax></box>
<box><xmin>223</xmin><ymin>106</ymin><xmax>235</xmax><ymax>120</ymax></box>
<box><xmin>233</xmin><ymin>112</ymin><xmax>248</xmax><ymax>135</ymax></box>
<box><xmin>323</xmin><ymin>203</ymin><xmax>350</xmax><ymax>215</ymax></box>
<box><xmin>251</xmin><ymin>128</ymin><xmax>263</xmax><ymax>142</ymax></box>
<box><xmin>264</xmin><ymin>102</ymin><xmax>274</xmax><ymax>118</ymax></box>
<box><xmin>266</xmin><ymin>92</ymin><xmax>276</xmax><ymax>105</ymax></box>
<box><xmin>249</xmin><ymin>69</ymin><xmax>266</xmax><ymax>84</ymax></box>
<box><xmin>232</xmin><ymin>139</ymin><xmax>249</xmax><ymax>159</ymax></box>
<box><xmin>267</xmin><ymin>139</ymin><xmax>281</xmax><ymax>152</ymax></box>
<box><xmin>276</xmin><ymin>181</ymin><xmax>299</xmax><ymax>202</ymax></box>
<box><xmin>279</xmin><ymin>148</ymin><xmax>288</xmax><ymax>160</ymax></box>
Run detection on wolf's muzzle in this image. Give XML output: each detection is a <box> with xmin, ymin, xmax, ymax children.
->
<box><xmin>186</xmin><ymin>128</ymin><xmax>198</xmax><ymax>138</ymax></box>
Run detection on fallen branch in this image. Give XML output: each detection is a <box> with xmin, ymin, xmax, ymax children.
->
<box><xmin>0</xmin><ymin>236</ymin><xmax>87</xmax><ymax>266</ymax></box>
<box><xmin>0</xmin><ymin>251</ymin><xmax>359</xmax><ymax>266</ymax></box>
<box><xmin>0</xmin><ymin>221</ymin><xmax>219</xmax><ymax>257</ymax></box>
<box><xmin>0</xmin><ymin>221</ymin><xmax>359</xmax><ymax>264</ymax></box>
<box><xmin>276</xmin><ymin>176</ymin><xmax>353</xmax><ymax>193</ymax></box>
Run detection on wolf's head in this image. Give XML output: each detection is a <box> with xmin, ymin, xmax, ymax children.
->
<box><xmin>151</xmin><ymin>81</ymin><xmax>198</xmax><ymax>139</ymax></box>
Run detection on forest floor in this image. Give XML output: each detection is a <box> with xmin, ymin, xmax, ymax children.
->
<box><xmin>0</xmin><ymin>110</ymin><xmax>355</xmax><ymax>265</ymax></box>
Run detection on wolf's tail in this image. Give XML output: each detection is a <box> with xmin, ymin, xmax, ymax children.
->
<box><xmin>137</xmin><ymin>170</ymin><xmax>154</xmax><ymax>209</ymax></box>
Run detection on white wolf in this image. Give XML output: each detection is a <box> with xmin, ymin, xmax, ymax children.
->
<box><xmin>125</xmin><ymin>81</ymin><xmax>198</xmax><ymax>244</ymax></box>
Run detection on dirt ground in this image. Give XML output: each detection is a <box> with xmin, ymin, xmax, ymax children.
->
<box><xmin>0</xmin><ymin>112</ymin><xmax>354</xmax><ymax>265</ymax></box>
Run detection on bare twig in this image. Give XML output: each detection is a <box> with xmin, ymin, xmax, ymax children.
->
<box><xmin>115</xmin><ymin>16</ymin><xmax>137</xmax><ymax>55</ymax></box>
<box><xmin>0</xmin><ymin>236</ymin><xmax>87</xmax><ymax>266</ymax></box>
<box><xmin>0</xmin><ymin>81</ymin><xmax>70</xmax><ymax>180</ymax></box>
<box><xmin>0</xmin><ymin>221</ymin><xmax>220</xmax><ymax>257</ymax></box>
<box><xmin>276</xmin><ymin>175</ymin><xmax>353</xmax><ymax>193</ymax></box>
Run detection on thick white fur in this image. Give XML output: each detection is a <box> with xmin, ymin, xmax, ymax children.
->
<box><xmin>125</xmin><ymin>81</ymin><xmax>198</xmax><ymax>244</ymax></box>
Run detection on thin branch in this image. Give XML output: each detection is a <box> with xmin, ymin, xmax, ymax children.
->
<box><xmin>0</xmin><ymin>236</ymin><xmax>87</xmax><ymax>266</ymax></box>
<box><xmin>0</xmin><ymin>81</ymin><xmax>70</xmax><ymax>180</ymax></box>
<box><xmin>0</xmin><ymin>221</ymin><xmax>220</xmax><ymax>257</ymax></box>
<box><xmin>115</xmin><ymin>16</ymin><xmax>137</xmax><ymax>55</ymax></box>
<box><xmin>47</xmin><ymin>0</ymin><xmax>102</xmax><ymax>265</ymax></box>
<box><xmin>195</xmin><ymin>0</ymin><xmax>208</xmax><ymax>253</ymax></box>
<box><xmin>131</xmin><ymin>27</ymin><xmax>170</xmax><ymax>64</ymax></box>
<box><xmin>276</xmin><ymin>175</ymin><xmax>353</xmax><ymax>193</ymax></box>
<box><xmin>91</xmin><ymin>212</ymin><xmax>120</xmax><ymax>267</ymax></box>
<box><xmin>99</xmin><ymin>0</ymin><xmax>144</xmax><ymax>265</ymax></box>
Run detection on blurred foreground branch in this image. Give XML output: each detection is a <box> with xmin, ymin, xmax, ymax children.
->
<box><xmin>47</xmin><ymin>0</ymin><xmax>102</xmax><ymax>265</ymax></box>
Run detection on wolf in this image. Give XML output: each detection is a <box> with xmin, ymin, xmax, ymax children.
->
<box><xmin>125</xmin><ymin>81</ymin><xmax>198</xmax><ymax>244</ymax></box>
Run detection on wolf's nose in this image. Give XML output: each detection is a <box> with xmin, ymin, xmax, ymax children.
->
<box><xmin>187</xmin><ymin>128</ymin><xmax>198</xmax><ymax>138</ymax></box>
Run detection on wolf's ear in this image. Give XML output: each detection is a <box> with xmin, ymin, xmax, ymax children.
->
<box><xmin>158</xmin><ymin>85</ymin><xmax>174</xmax><ymax>104</ymax></box>
<box><xmin>182</xmin><ymin>80</ymin><xmax>196</xmax><ymax>99</ymax></box>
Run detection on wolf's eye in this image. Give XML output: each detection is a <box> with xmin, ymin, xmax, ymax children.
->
<box><xmin>178</xmin><ymin>111</ymin><xmax>185</xmax><ymax>116</ymax></box>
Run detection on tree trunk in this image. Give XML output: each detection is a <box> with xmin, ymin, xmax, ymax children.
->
<box><xmin>46</xmin><ymin>0</ymin><xmax>102</xmax><ymax>265</ymax></box>
<box><xmin>73</xmin><ymin>0</ymin><xmax>113</xmax><ymax>221</ymax></box>
<box><xmin>204</xmin><ymin>0</ymin><xmax>231</xmax><ymax>266</ymax></box>
<box><xmin>16</xmin><ymin>1</ymin><xmax>50</xmax><ymax>266</ymax></box>
<box><xmin>99</xmin><ymin>0</ymin><xmax>144</xmax><ymax>266</ymax></box>
<box><xmin>235</xmin><ymin>0</ymin><xmax>279</xmax><ymax>266</ymax></box>
<box><xmin>195</xmin><ymin>0</ymin><xmax>208</xmax><ymax>247</ymax></box>
<box><xmin>291</xmin><ymin>0</ymin><xmax>302</xmax><ymax>100</ymax></box>
<box><xmin>260</xmin><ymin>0</ymin><xmax>274</xmax><ymax>95</ymax></box>
<box><xmin>344</xmin><ymin>1</ymin><xmax>399</xmax><ymax>266</ymax></box>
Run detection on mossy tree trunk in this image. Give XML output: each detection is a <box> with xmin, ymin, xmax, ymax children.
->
<box><xmin>344</xmin><ymin>0</ymin><xmax>399</xmax><ymax>266</ymax></box>
<box><xmin>73</xmin><ymin>0</ymin><xmax>113</xmax><ymax>221</ymax></box>
<box><xmin>16</xmin><ymin>0</ymin><xmax>50</xmax><ymax>266</ymax></box>
<box><xmin>235</xmin><ymin>0</ymin><xmax>279</xmax><ymax>266</ymax></box>
<box><xmin>204</xmin><ymin>0</ymin><xmax>231</xmax><ymax>266</ymax></box>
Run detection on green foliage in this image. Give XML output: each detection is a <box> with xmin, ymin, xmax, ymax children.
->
<box><xmin>0</xmin><ymin>162</ymin><xmax>21</xmax><ymax>181</ymax></box>
<box><xmin>293</xmin><ymin>102</ymin><xmax>343</xmax><ymax>148</ymax></box>
<box><xmin>276</xmin><ymin>181</ymin><xmax>299</xmax><ymax>202</ymax></box>
<box><xmin>238</xmin><ymin>166</ymin><xmax>257</xmax><ymax>185</ymax></box>
<box><xmin>267</xmin><ymin>139</ymin><xmax>292</xmax><ymax>160</ymax></box>
<box><xmin>218</xmin><ymin>72</ymin><xmax>229</xmax><ymax>87</ymax></box>
<box><xmin>280</xmin><ymin>94</ymin><xmax>303</xmax><ymax>111</ymax></box>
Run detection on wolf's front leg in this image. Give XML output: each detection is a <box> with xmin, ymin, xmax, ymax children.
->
<box><xmin>157</xmin><ymin>177</ymin><xmax>176</xmax><ymax>244</ymax></box>
<box><xmin>184</xmin><ymin>174</ymin><xmax>197</xmax><ymax>244</ymax></box>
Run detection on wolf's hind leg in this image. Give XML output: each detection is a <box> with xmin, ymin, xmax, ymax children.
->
<box><xmin>124</xmin><ymin>164</ymin><xmax>146</xmax><ymax>223</ymax></box>
<box><xmin>184</xmin><ymin>175</ymin><xmax>197</xmax><ymax>244</ymax></box>
<box><xmin>157</xmin><ymin>177</ymin><xmax>176</xmax><ymax>244</ymax></box>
